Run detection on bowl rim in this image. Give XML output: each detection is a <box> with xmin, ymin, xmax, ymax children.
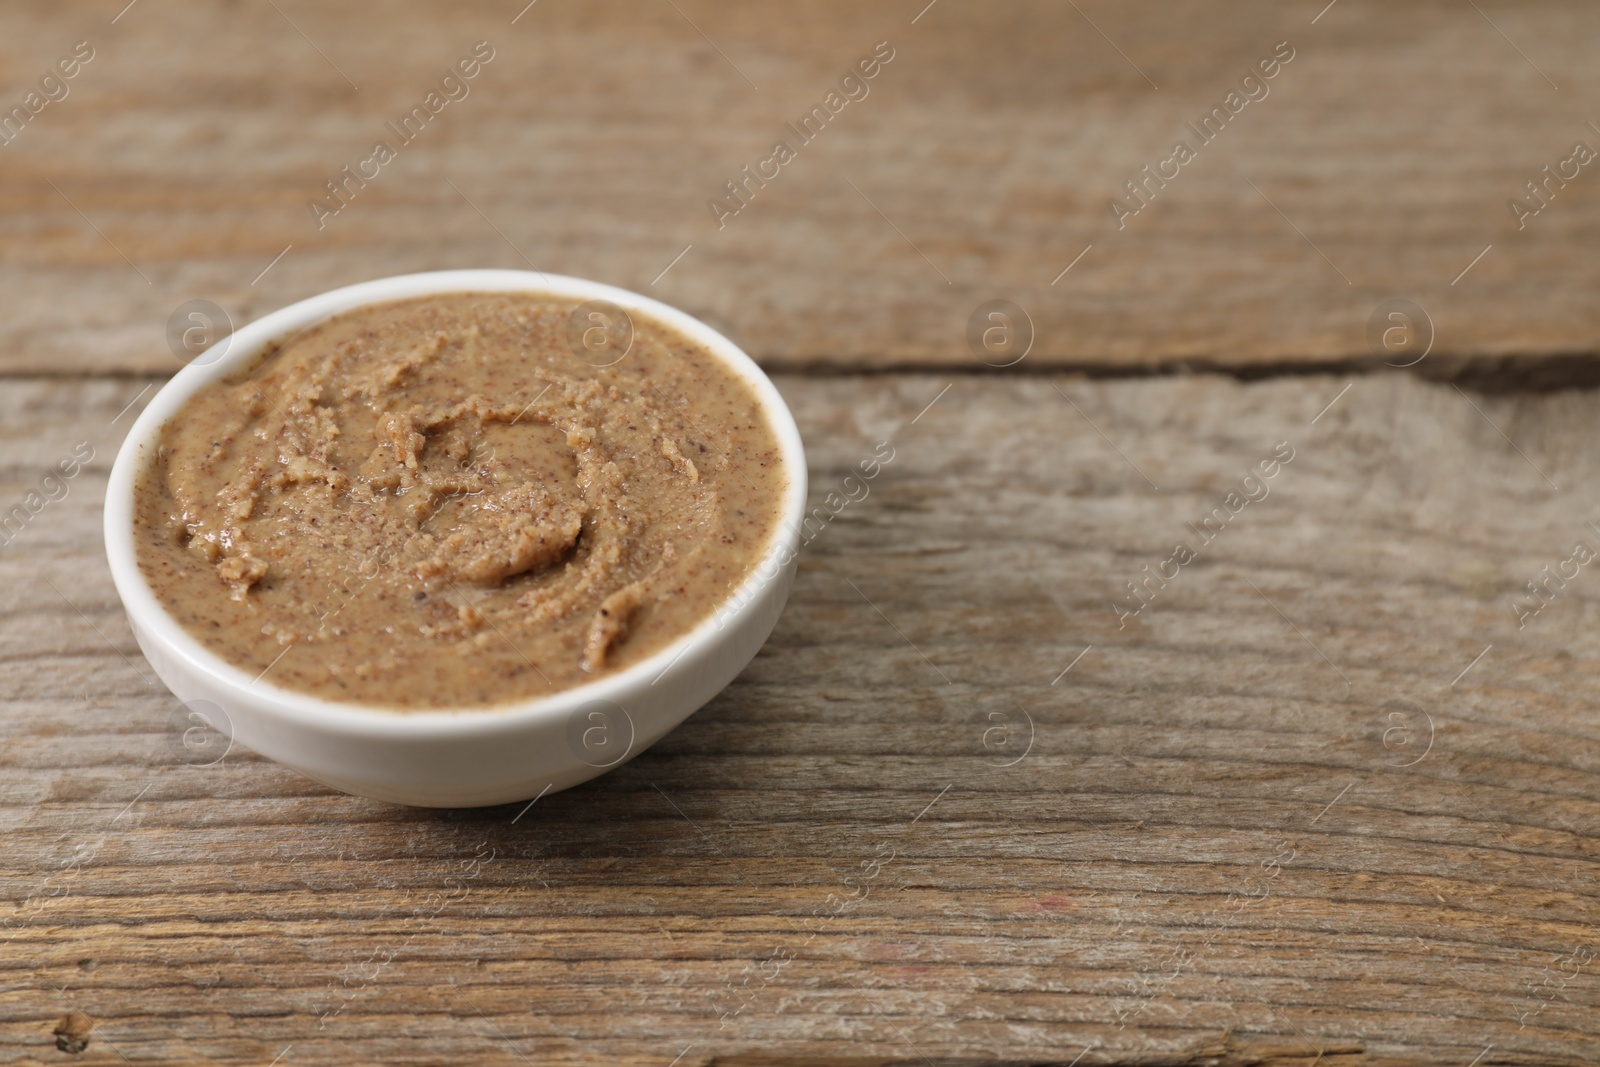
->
<box><xmin>103</xmin><ymin>269</ymin><xmax>808</xmax><ymax>739</ymax></box>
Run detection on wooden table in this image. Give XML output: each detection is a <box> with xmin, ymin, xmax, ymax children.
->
<box><xmin>4</xmin><ymin>2</ymin><xmax>1600</xmax><ymax>1063</ymax></box>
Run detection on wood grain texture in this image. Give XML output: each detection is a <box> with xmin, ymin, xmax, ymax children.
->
<box><xmin>7</xmin><ymin>1</ymin><xmax>1600</xmax><ymax>1062</ymax></box>
<box><xmin>3</xmin><ymin>0</ymin><xmax>1600</xmax><ymax>376</ymax></box>
<box><xmin>3</xmin><ymin>372</ymin><xmax>1600</xmax><ymax>1065</ymax></box>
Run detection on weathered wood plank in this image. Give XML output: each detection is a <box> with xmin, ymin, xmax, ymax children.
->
<box><xmin>2</xmin><ymin>372</ymin><xmax>1599</xmax><ymax>1064</ymax></box>
<box><xmin>3</xmin><ymin>1</ymin><xmax>1600</xmax><ymax>376</ymax></box>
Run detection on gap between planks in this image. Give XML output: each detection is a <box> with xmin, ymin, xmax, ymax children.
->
<box><xmin>11</xmin><ymin>355</ymin><xmax>1600</xmax><ymax>393</ymax></box>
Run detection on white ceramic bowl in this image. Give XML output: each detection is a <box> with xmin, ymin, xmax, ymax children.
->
<box><xmin>105</xmin><ymin>270</ymin><xmax>807</xmax><ymax>807</ymax></box>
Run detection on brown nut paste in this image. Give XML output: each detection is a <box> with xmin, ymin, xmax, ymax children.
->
<box><xmin>134</xmin><ymin>293</ymin><xmax>788</xmax><ymax>710</ymax></box>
